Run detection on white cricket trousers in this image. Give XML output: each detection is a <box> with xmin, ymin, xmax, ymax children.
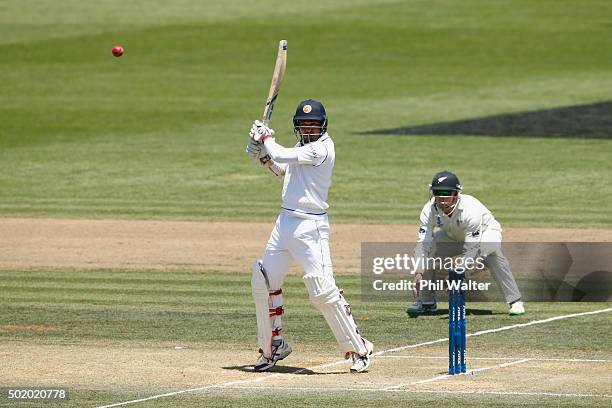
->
<box><xmin>419</xmin><ymin>229</ymin><xmax>522</xmax><ymax>304</ymax></box>
<box><xmin>263</xmin><ymin>212</ymin><xmax>335</xmax><ymax>290</ymax></box>
<box><xmin>254</xmin><ymin>211</ymin><xmax>368</xmax><ymax>358</ymax></box>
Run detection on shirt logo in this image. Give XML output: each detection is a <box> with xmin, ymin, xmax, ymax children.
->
<box><xmin>437</xmin><ymin>176</ymin><xmax>448</xmax><ymax>183</ymax></box>
<box><xmin>303</xmin><ymin>104</ymin><xmax>312</xmax><ymax>113</ymax></box>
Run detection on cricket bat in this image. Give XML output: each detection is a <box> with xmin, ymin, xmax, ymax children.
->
<box><xmin>262</xmin><ymin>40</ymin><xmax>287</xmax><ymax>126</ymax></box>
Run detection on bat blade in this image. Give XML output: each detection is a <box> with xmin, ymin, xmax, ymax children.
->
<box><xmin>262</xmin><ymin>40</ymin><xmax>287</xmax><ymax>126</ymax></box>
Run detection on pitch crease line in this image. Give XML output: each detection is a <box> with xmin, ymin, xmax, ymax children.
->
<box><xmin>383</xmin><ymin>359</ymin><xmax>533</xmax><ymax>390</ymax></box>
<box><xmin>377</xmin><ymin>355</ymin><xmax>611</xmax><ymax>362</ymax></box>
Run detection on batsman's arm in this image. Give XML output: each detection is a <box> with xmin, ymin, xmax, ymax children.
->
<box><xmin>250</xmin><ymin>121</ymin><xmax>310</xmax><ymax>165</ymax></box>
<box><xmin>263</xmin><ymin>137</ymin><xmax>326</xmax><ymax>165</ymax></box>
<box><xmin>260</xmin><ymin>154</ymin><xmax>286</xmax><ymax>178</ymax></box>
<box><xmin>245</xmin><ymin>139</ymin><xmax>286</xmax><ymax>179</ymax></box>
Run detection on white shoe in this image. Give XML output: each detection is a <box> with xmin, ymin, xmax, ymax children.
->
<box><xmin>254</xmin><ymin>338</ymin><xmax>292</xmax><ymax>372</ymax></box>
<box><xmin>350</xmin><ymin>338</ymin><xmax>374</xmax><ymax>373</ymax></box>
<box><xmin>509</xmin><ymin>301</ymin><xmax>525</xmax><ymax>316</ymax></box>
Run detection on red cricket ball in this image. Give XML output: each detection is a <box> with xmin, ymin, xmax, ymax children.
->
<box><xmin>112</xmin><ymin>45</ymin><xmax>124</xmax><ymax>57</ymax></box>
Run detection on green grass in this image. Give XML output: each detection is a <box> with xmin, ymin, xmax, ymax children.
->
<box><xmin>1</xmin><ymin>270</ymin><xmax>609</xmax><ymax>352</ymax></box>
<box><xmin>1</xmin><ymin>0</ymin><xmax>611</xmax><ymax>227</ymax></box>
<box><xmin>64</xmin><ymin>390</ymin><xmax>611</xmax><ymax>408</ymax></box>
<box><xmin>3</xmin><ymin>390</ymin><xmax>609</xmax><ymax>408</ymax></box>
<box><xmin>1</xmin><ymin>270</ymin><xmax>610</xmax><ymax>407</ymax></box>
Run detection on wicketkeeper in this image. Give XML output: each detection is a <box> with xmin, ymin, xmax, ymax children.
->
<box><xmin>407</xmin><ymin>171</ymin><xmax>525</xmax><ymax>316</ymax></box>
<box><xmin>246</xmin><ymin>99</ymin><xmax>373</xmax><ymax>372</ymax></box>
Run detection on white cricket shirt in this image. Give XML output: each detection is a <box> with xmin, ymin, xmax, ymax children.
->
<box><xmin>415</xmin><ymin>194</ymin><xmax>502</xmax><ymax>260</ymax></box>
<box><xmin>263</xmin><ymin>133</ymin><xmax>335</xmax><ymax>219</ymax></box>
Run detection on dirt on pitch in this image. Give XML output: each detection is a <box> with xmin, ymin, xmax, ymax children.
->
<box><xmin>1</xmin><ymin>218</ymin><xmax>611</xmax><ymax>398</ymax></box>
<box><xmin>1</xmin><ymin>217</ymin><xmax>611</xmax><ymax>274</ymax></box>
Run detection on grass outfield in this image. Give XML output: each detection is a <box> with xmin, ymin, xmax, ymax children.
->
<box><xmin>1</xmin><ymin>0</ymin><xmax>612</xmax><ymax>227</ymax></box>
<box><xmin>1</xmin><ymin>270</ymin><xmax>611</xmax><ymax>407</ymax></box>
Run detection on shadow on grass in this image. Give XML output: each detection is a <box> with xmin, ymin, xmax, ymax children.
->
<box><xmin>223</xmin><ymin>364</ymin><xmax>314</xmax><ymax>374</ymax></box>
<box><xmin>223</xmin><ymin>364</ymin><xmax>350</xmax><ymax>375</ymax></box>
<box><xmin>360</xmin><ymin>101</ymin><xmax>612</xmax><ymax>138</ymax></box>
<box><xmin>223</xmin><ymin>364</ymin><xmax>354</xmax><ymax>375</ymax></box>
<box><xmin>465</xmin><ymin>308</ymin><xmax>495</xmax><ymax>316</ymax></box>
<box><xmin>407</xmin><ymin>308</ymin><xmax>495</xmax><ymax>319</ymax></box>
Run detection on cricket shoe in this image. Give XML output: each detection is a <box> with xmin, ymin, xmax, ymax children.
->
<box><xmin>254</xmin><ymin>338</ymin><xmax>292</xmax><ymax>372</ymax></box>
<box><xmin>350</xmin><ymin>338</ymin><xmax>374</xmax><ymax>373</ymax></box>
<box><xmin>508</xmin><ymin>300</ymin><xmax>525</xmax><ymax>316</ymax></box>
<box><xmin>406</xmin><ymin>301</ymin><xmax>438</xmax><ymax>317</ymax></box>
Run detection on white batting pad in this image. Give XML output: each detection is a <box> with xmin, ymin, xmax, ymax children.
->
<box><xmin>252</xmin><ymin>260</ymin><xmax>273</xmax><ymax>357</ymax></box>
<box><xmin>303</xmin><ymin>273</ymin><xmax>367</xmax><ymax>356</ymax></box>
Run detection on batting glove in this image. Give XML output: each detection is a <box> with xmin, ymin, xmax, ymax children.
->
<box><xmin>249</xmin><ymin>120</ymin><xmax>275</xmax><ymax>143</ymax></box>
<box><xmin>246</xmin><ymin>139</ymin><xmax>267</xmax><ymax>161</ymax></box>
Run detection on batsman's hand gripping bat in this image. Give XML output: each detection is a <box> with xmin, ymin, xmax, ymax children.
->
<box><xmin>262</xmin><ymin>40</ymin><xmax>287</xmax><ymax>126</ymax></box>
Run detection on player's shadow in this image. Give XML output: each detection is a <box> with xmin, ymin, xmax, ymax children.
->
<box><xmin>408</xmin><ymin>308</ymin><xmax>494</xmax><ymax>318</ymax></box>
<box><xmin>223</xmin><ymin>364</ymin><xmax>314</xmax><ymax>374</ymax></box>
<box><xmin>222</xmin><ymin>365</ymin><xmax>347</xmax><ymax>375</ymax></box>
<box><xmin>465</xmin><ymin>308</ymin><xmax>495</xmax><ymax>316</ymax></box>
<box><xmin>359</xmin><ymin>101</ymin><xmax>612</xmax><ymax>138</ymax></box>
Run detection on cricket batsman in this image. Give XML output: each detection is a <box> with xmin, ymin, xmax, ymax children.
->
<box><xmin>407</xmin><ymin>171</ymin><xmax>525</xmax><ymax>316</ymax></box>
<box><xmin>245</xmin><ymin>99</ymin><xmax>373</xmax><ymax>372</ymax></box>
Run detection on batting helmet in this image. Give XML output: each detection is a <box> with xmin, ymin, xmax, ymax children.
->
<box><xmin>429</xmin><ymin>171</ymin><xmax>462</xmax><ymax>192</ymax></box>
<box><xmin>293</xmin><ymin>99</ymin><xmax>328</xmax><ymax>134</ymax></box>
